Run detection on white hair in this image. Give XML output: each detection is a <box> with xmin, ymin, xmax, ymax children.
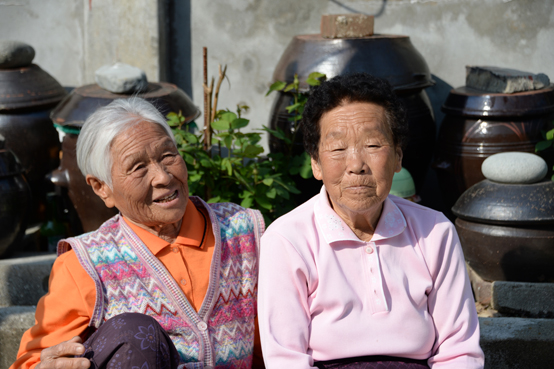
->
<box><xmin>76</xmin><ymin>97</ymin><xmax>176</xmax><ymax>187</ymax></box>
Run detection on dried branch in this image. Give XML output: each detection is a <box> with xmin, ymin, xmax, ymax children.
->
<box><xmin>211</xmin><ymin>64</ymin><xmax>228</xmax><ymax>124</ymax></box>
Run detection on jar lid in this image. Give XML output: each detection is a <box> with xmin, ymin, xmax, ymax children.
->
<box><xmin>452</xmin><ymin>179</ymin><xmax>554</xmax><ymax>225</ymax></box>
<box><xmin>50</xmin><ymin>82</ymin><xmax>200</xmax><ymax>129</ymax></box>
<box><xmin>442</xmin><ymin>84</ymin><xmax>554</xmax><ymax>118</ymax></box>
<box><xmin>0</xmin><ymin>64</ymin><xmax>66</xmax><ymax>110</ymax></box>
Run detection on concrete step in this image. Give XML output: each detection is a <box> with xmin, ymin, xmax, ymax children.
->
<box><xmin>0</xmin><ymin>253</ymin><xmax>56</xmax><ymax>307</ymax></box>
<box><xmin>480</xmin><ymin>317</ymin><xmax>554</xmax><ymax>369</ymax></box>
<box><xmin>0</xmin><ymin>306</ymin><xmax>36</xmax><ymax>369</ymax></box>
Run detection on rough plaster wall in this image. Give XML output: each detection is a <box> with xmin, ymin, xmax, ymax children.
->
<box><xmin>190</xmin><ymin>0</ymin><xmax>554</xmax><ymax>148</ymax></box>
<box><xmin>0</xmin><ymin>0</ymin><xmax>161</xmax><ymax>87</ymax></box>
<box><xmin>83</xmin><ymin>0</ymin><xmax>161</xmax><ymax>83</ymax></box>
<box><xmin>0</xmin><ymin>0</ymin><xmax>85</xmax><ymax>86</ymax></box>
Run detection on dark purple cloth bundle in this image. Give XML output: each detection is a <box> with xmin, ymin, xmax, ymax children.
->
<box><xmin>81</xmin><ymin>313</ymin><xmax>181</xmax><ymax>369</ymax></box>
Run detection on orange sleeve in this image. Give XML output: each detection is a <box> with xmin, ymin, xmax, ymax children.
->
<box><xmin>9</xmin><ymin>250</ymin><xmax>96</xmax><ymax>369</ymax></box>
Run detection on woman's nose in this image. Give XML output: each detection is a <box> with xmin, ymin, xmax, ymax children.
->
<box><xmin>346</xmin><ymin>150</ymin><xmax>368</xmax><ymax>174</ymax></box>
<box><xmin>152</xmin><ymin>164</ymin><xmax>172</xmax><ymax>186</ymax></box>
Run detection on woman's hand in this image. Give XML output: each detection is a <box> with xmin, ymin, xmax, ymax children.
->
<box><xmin>35</xmin><ymin>336</ymin><xmax>90</xmax><ymax>369</ymax></box>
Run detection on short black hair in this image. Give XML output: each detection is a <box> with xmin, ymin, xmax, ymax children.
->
<box><xmin>301</xmin><ymin>73</ymin><xmax>408</xmax><ymax>161</ymax></box>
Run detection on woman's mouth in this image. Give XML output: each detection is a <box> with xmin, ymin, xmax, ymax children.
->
<box><xmin>154</xmin><ymin>190</ymin><xmax>178</xmax><ymax>203</ymax></box>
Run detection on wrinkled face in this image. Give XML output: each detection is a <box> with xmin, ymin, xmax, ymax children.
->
<box><xmin>312</xmin><ymin>101</ymin><xmax>402</xmax><ymax>219</ymax></box>
<box><xmin>98</xmin><ymin>121</ymin><xmax>189</xmax><ymax>228</ymax></box>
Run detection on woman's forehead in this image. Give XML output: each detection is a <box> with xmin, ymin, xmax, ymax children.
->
<box><xmin>319</xmin><ymin>102</ymin><xmax>389</xmax><ymax>139</ymax></box>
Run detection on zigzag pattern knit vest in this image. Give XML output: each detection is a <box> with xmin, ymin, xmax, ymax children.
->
<box><xmin>59</xmin><ymin>197</ymin><xmax>264</xmax><ymax>369</ymax></box>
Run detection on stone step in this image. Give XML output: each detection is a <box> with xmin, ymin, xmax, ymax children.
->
<box><xmin>480</xmin><ymin>317</ymin><xmax>554</xmax><ymax>369</ymax></box>
<box><xmin>0</xmin><ymin>253</ymin><xmax>56</xmax><ymax>307</ymax></box>
<box><xmin>0</xmin><ymin>306</ymin><xmax>36</xmax><ymax>369</ymax></box>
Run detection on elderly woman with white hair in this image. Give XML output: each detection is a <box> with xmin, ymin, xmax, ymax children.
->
<box><xmin>11</xmin><ymin>98</ymin><xmax>265</xmax><ymax>369</ymax></box>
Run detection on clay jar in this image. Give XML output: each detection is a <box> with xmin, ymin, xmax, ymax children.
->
<box><xmin>49</xmin><ymin>82</ymin><xmax>200</xmax><ymax>233</ymax></box>
<box><xmin>0</xmin><ymin>136</ymin><xmax>31</xmax><ymax>257</ymax></box>
<box><xmin>269</xmin><ymin>34</ymin><xmax>436</xmax><ymax>202</ymax></box>
<box><xmin>453</xmin><ymin>179</ymin><xmax>554</xmax><ymax>282</ymax></box>
<box><xmin>433</xmin><ymin>85</ymin><xmax>554</xmax><ymax>211</ymax></box>
<box><xmin>0</xmin><ymin>63</ymin><xmax>66</xmax><ymax>225</ymax></box>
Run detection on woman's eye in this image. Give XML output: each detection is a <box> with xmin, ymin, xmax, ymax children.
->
<box><xmin>132</xmin><ymin>164</ymin><xmax>145</xmax><ymax>172</ymax></box>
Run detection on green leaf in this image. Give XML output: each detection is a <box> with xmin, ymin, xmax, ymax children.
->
<box><xmin>263</xmin><ymin>126</ymin><xmax>286</xmax><ymax>140</ymax></box>
<box><xmin>284</xmin><ymin>83</ymin><xmax>295</xmax><ymax>92</ymax></box>
<box><xmin>241</xmin><ymin>197</ymin><xmax>254</xmax><ymax>208</ymax></box>
<box><xmin>285</xmin><ymin>103</ymin><xmax>302</xmax><ymax>113</ymax></box>
<box><xmin>255</xmin><ymin>195</ymin><xmax>273</xmax><ymax>210</ymax></box>
<box><xmin>306</xmin><ymin>78</ymin><xmax>321</xmax><ymax>86</ymax></box>
<box><xmin>266</xmin><ymin>81</ymin><xmax>287</xmax><ymax>96</ymax></box>
<box><xmin>207</xmin><ymin>196</ymin><xmax>221</xmax><ymax>204</ymax></box>
<box><xmin>222</xmin><ymin>158</ymin><xmax>233</xmax><ymax>176</ymax></box>
<box><xmin>231</xmin><ymin>118</ymin><xmax>249</xmax><ymax>129</ymax></box>
<box><xmin>200</xmin><ymin>159</ymin><xmax>213</xmax><ymax>168</ymax></box>
<box><xmin>224</xmin><ymin>135</ymin><xmax>233</xmax><ymax>149</ymax></box>
<box><xmin>220</xmin><ymin>112</ymin><xmax>238</xmax><ymax>123</ymax></box>
<box><xmin>183</xmin><ymin>132</ymin><xmax>199</xmax><ymax>144</ymax></box>
<box><xmin>211</xmin><ymin>120</ymin><xmax>230</xmax><ymax>131</ymax></box>
<box><xmin>308</xmin><ymin>72</ymin><xmax>326</xmax><ymax>80</ymax></box>
<box><xmin>298</xmin><ymin>152</ymin><xmax>313</xmax><ymax>179</ymax></box>
<box><xmin>266</xmin><ymin>188</ymin><xmax>277</xmax><ymax>199</ymax></box>
<box><xmin>262</xmin><ymin>178</ymin><xmax>274</xmax><ymax>186</ymax></box>
<box><xmin>243</xmin><ymin>145</ymin><xmax>264</xmax><ymax>158</ymax></box>
<box><xmin>174</xmin><ymin>134</ymin><xmax>184</xmax><ymax>144</ymax></box>
<box><xmin>535</xmin><ymin>140</ymin><xmax>552</xmax><ymax>152</ymax></box>
<box><xmin>546</xmin><ymin>128</ymin><xmax>554</xmax><ymax>141</ymax></box>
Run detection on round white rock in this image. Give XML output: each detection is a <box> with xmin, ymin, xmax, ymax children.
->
<box><xmin>481</xmin><ymin>152</ymin><xmax>548</xmax><ymax>184</ymax></box>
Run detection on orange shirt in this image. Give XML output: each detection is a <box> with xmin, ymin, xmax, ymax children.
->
<box><xmin>11</xmin><ymin>200</ymin><xmax>263</xmax><ymax>369</ymax></box>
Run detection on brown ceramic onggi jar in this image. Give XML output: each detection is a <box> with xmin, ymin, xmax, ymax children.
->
<box><xmin>0</xmin><ymin>60</ymin><xmax>66</xmax><ymax>225</ymax></box>
<box><xmin>49</xmin><ymin>82</ymin><xmax>200</xmax><ymax>233</ymax></box>
<box><xmin>433</xmin><ymin>85</ymin><xmax>554</xmax><ymax>211</ymax></box>
<box><xmin>269</xmin><ymin>30</ymin><xmax>436</xmax><ymax>202</ymax></box>
<box><xmin>0</xmin><ymin>135</ymin><xmax>31</xmax><ymax>257</ymax></box>
<box><xmin>452</xmin><ymin>179</ymin><xmax>554</xmax><ymax>282</ymax></box>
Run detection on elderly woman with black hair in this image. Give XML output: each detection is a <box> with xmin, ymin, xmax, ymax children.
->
<box><xmin>258</xmin><ymin>73</ymin><xmax>484</xmax><ymax>369</ymax></box>
<box><xmin>11</xmin><ymin>98</ymin><xmax>264</xmax><ymax>369</ymax></box>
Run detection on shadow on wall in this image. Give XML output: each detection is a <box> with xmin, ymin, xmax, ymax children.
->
<box><xmin>329</xmin><ymin>0</ymin><xmax>388</xmax><ymax>17</ymax></box>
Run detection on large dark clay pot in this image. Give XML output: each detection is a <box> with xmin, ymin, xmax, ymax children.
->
<box><xmin>434</xmin><ymin>85</ymin><xmax>554</xmax><ymax>211</ymax></box>
<box><xmin>452</xmin><ymin>179</ymin><xmax>554</xmax><ymax>282</ymax></box>
<box><xmin>0</xmin><ymin>137</ymin><xmax>31</xmax><ymax>257</ymax></box>
<box><xmin>0</xmin><ymin>64</ymin><xmax>66</xmax><ymax>225</ymax></box>
<box><xmin>269</xmin><ymin>34</ymin><xmax>436</xmax><ymax>199</ymax></box>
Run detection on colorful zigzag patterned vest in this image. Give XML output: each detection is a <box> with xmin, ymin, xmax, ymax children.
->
<box><xmin>59</xmin><ymin>197</ymin><xmax>264</xmax><ymax>369</ymax></box>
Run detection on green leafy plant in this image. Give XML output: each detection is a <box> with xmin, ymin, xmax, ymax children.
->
<box><xmin>167</xmin><ymin>65</ymin><xmax>325</xmax><ymax>223</ymax></box>
<box><xmin>535</xmin><ymin>121</ymin><xmax>554</xmax><ymax>180</ymax></box>
<box><xmin>264</xmin><ymin>72</ymin><xmax>326</xmax><ymax>179</ymax></box>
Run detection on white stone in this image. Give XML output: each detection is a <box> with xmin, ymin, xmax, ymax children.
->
<box><xmin>94</xmin><ymin>62</ymin><xmax>148</xmax><ymax>94</ymax></box>
<box><xmin>0</xmin><ymin>41</ymin><xmax>35</xmax><ymax>68</ymax></box>
<box><xmin>481</xmin><ymin>152</ymin><xmax>548</xmax><ymax>184</ymax></box>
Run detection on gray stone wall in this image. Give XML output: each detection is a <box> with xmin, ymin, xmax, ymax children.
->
<box><xmin>0</xmin><ymin>0</ymin><xmax>162</xmax><ymax>86</ymax></box>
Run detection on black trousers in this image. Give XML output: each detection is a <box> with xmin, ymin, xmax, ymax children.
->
<box><xmin>81</xmin><ymin>313</ymin><xmax>181</xmax><ymax>369</ymax></box>
<box><xmin>314</xmin><ymin>355</ymin><xmax>430</xmax><ymax>369</ymax></box>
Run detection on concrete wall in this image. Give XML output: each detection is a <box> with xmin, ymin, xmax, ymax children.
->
<box><xmin>189</xmin><ymin>0</ymin><xmax>554</xmax><ymax>142</ymax></box>
<box><xmin>1</xmin><ymin>0</ymin><xmax>553</xmax><ymax>142</ymax></box>
<box><xmin>0</xmin><ymin>0</ymin><xmax>162</xmax><ymax>86</ymax></box>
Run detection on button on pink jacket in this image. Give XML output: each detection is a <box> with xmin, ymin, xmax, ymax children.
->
<box><xmin>258</xmin><ymin>186</ymin><xmax>484</xmax><ymax>369</ymax></box>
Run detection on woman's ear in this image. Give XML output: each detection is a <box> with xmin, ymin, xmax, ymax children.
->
<box><xmin>86</xmin><ymin>175</ymin><xmax>116</xmax><ymax>208</ymax></box>
<box><xmin>311</xmin><ymin>156</ymin><xmax>323</xmax><ymax>181</ymax></box>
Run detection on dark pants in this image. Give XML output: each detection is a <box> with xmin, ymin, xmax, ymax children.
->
<box><xmin>81</xmin><ymin>313</ymin><xmax>181</xmax><ymax>369</ymax></box>
<box><xmin>315</xmin><ymin>356</ymin><xmax>430</xmax><ymax>369</ymax></box>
